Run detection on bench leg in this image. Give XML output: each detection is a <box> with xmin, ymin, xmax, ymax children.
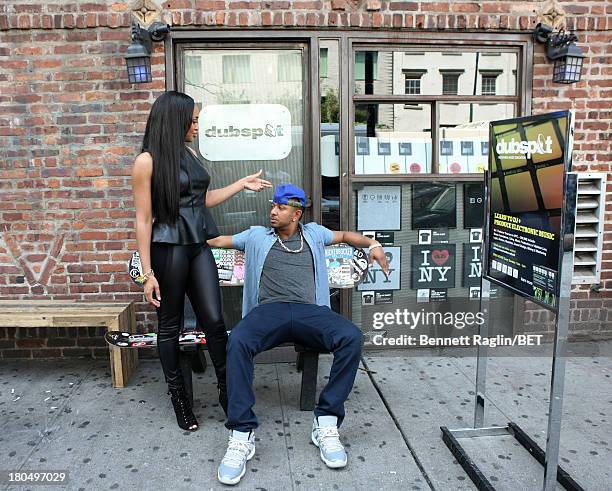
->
<box><xmin>299</xmin><ymin>352</ymin><xmax>319</xmax><ymax>411</ymax></box>
<box><xmin>296</xmin><ymin>351</ymin><xmax>304</xmax><ymax>372</ymax></box>
<box><xmin>109</xmin><ymin>304</ymin><xmax>139</xmax><ymax>388</ymax></box>
<box><xmin>109</xmin><ymin>346</ymin><xmax>139</xmax><ymax>388</ymax></box>
<box><xmin>179</xmin><ymin>349</ymin><xmax>195</xmax><ymax>408</ymax></box>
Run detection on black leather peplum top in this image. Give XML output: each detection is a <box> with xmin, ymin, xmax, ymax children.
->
<box><xmin>151</xmin><ymin>148</ymin><xmax>220</xmax><ymax>245</ymax></box>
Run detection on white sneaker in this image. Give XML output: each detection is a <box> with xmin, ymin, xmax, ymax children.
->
<box><xmin>217</xmin><ymin>430</ymin><xmax>256</xmax><ymax>485</ymax></box>
<box><xmin>311</xmin><ymin>415</ymin><xmax>347</xmax><ymax>468</ymax></box>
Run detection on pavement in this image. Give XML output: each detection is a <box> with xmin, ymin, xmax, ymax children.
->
<box><xmin>1</xmin><ymin>344</ymin><xmax>611</xmax><ymax>491</ymax></box>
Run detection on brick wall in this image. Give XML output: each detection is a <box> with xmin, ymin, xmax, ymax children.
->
<box><xmin>0</xmin><ymin>1</ymin><xmax>610</xmax><ymax>357</ymax></box>
<box><xmin>0</xmin><ymin>325</ymin><xmax>109</xmax><ymax>359</ymax></box>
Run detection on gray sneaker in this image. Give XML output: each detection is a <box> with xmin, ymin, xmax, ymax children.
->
<box><xmin>311</xmin><ymin>415</ymin><xmax>347</xmax><ymax>468</ymax></box>
<box><xmin>217</xmin><ymin>430</ymin><xmax>256</xmax><ymax>485</ymax></box>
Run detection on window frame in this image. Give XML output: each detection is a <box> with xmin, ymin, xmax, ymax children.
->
<box><xmin>440</xmin><ymin>69</ymin><xmax>463</xmax><ymax>95</ymax></box>
<box><xmin>481</xmin><ymin>74</ymin><xmax>497</xmax><ymax>95</ymax></box>
<box><xmin>404</xmin><ymin>74</ymin><xmax>422</xmax><ymax>95</ymax></box>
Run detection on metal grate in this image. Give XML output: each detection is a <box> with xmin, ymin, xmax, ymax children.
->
<box><xmin>572</xmin><ymin>173</ymin><xmax>606</xmax><ymax>284</ymax></box>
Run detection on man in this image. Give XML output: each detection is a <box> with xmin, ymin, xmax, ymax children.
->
<box><xmin>207</xmin><ymin>183</ymin><xmax>388</xmax><ymax>486</ymax></box>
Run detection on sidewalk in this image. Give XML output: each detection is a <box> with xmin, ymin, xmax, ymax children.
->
<box><xmin>1</xmin><ymin>345</ymin><xmax>610</xmax><ymax>490</ymax></box>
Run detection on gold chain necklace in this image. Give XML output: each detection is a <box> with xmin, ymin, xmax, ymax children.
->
<box><xmin>275</xmin><ymin>229</ymin><xmax>304</xmax><ymax>253</ymax></box>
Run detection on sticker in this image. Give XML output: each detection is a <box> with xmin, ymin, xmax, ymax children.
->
<box><xmin>362</xmin><ymin>291</ymin><xmax>375</xmax><ymax>306</ymax></box>
<box><xmin>375</xmin><ymin>291</ymin><xmax>394</xmax><ymax>305</ymax></box>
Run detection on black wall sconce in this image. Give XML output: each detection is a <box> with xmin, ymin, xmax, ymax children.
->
<box><xmin>125</xmin><ymin>21</ymin><xmax>171</xmax><ymax>84</ymax></box>
<box><xmin>534</xmin><ymin>23</ymin><xmax>585</xmax><ymax>84</ymax></box>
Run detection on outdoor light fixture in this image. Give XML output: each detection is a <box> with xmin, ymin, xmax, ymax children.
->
<box><xmin>125</xmin><ymin>21</ymin><xmax>171</xmax><ymax>84</ymax></box>
<box><xmin>534</xmin><ymin>23</ymin><xmax>585</xmax><ymax>84</ymax></box>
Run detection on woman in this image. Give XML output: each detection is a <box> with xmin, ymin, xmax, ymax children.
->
<box><xmin>132</xmin><ymin>91</ymin><xmax>271</xmax><ymax>431</ymax></box>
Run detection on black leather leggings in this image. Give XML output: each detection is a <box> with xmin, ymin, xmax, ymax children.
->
<box><xmin>150</xmin><ymin>242</ymin><xmax>227</xmax><ymax>392</ymax></box>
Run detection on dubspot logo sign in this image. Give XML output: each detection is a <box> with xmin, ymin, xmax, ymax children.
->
<box><xmin>200</xmin><ymin>104</ymin><xmax>292</xmax><ymax>161</ymax></box>
<box><xmin>495</xmin><ymin>133</ymin><xmax>553</xmax><ymax>160</ymax></box>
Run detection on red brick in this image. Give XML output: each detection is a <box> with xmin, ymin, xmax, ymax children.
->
<box><xmin>195</xmin><ymin>0</ymin><xmax>225</xmax><ymax>9</ymax></box>
<box><xmin>420</xmin><ymin>2</ymin><xmax>449</xmax><ymax>12</ymax></box>
<box><xmin>388</xmin><ymin>1</ymin><xmax>417</xmax><ymax>11</ymax></box>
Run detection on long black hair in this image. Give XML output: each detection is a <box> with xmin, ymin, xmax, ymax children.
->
<box><xmin>141</xmin><ymin>91</ymin><xmax>194</xmax><ymax>224</ymax></box>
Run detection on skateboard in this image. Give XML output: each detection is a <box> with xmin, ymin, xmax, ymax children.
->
<box><xmin>105</xmin><ymin>330</ymin><xmax>207</xmax><ymax>348</ymax></box>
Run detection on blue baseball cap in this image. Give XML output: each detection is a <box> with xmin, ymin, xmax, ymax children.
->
<box><xmin>270</xmin><ymin>183</ymin><xmax>307</xmax><ymax>208</ymax></box>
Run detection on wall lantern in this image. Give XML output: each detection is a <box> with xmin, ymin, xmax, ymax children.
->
<box><xmin>534</xmin><ymin>23</ymin><xmax>585</xmax><ymax>84</ymax></box>
<box><xmin>125</xmin><ymin>21</ymin><xmax>171</xmax><ymax>84</ymax></box>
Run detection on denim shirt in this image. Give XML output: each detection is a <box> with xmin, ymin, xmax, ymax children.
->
<box><xmin>231</xmin><ymin>222</ymin><xmax>334</xmax><ymax>317</ymax></box>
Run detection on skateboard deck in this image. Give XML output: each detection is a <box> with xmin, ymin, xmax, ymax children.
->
<box><xmin>105</xmin><ymin>330</ymin><xmax>207</xmax><ymax>348</ymax></box>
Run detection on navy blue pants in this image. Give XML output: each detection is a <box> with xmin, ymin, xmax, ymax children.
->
<box><xmin>225</xmin><ymin>302</ymin><xmax>363</xmax><ymax>432</ymax></box>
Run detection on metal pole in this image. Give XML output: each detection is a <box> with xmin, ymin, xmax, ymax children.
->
<box><xmin>542</xmin><ymin>171</ymin><xmax>577</xmax><ymax>490</ymax></box>
<box><xmin>474</xmin><ymin>278</ymin><xmax>490</xmax><ymax>428</ymax></box>
<box><xmin>475</xmin><ymin>169</ymin><xmax>491</xmax><ymax>428</ymax></box>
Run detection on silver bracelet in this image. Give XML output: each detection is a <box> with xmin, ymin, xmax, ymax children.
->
<box><xmin>367</xmin><ymin>242</ymin><xmax>383</xmax><ymax>253</ymax></box>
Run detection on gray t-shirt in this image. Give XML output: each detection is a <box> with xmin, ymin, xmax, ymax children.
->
<box><xmin>258</xmin><ymin>231</ymin><xmax>316</xmax><ymax>305</ymax></box>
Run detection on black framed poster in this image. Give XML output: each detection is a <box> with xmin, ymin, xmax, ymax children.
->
<box><xmin>411</xmin><ymin>183</ymin><xmax>457</xmax><ymax>229</ymax></box>
<box><xmin>484</xmin><ymin>110</ymin><xmax>574</xmax><ymax>311</ymax></box>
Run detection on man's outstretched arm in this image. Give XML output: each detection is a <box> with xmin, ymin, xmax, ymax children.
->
<box><xmin>330</xmin><ymin>230</ymin><xmax>389</xmax><ymax>276</ymax></box>
<box><xmin>208</xmin><ymin>227</ymin><xmax>251</xmax><ymax>251</ymax></box>
<box><xmin>207</xmin><ymin>236</ymin><xmax>234</xmax><ymax>249</ymax></box>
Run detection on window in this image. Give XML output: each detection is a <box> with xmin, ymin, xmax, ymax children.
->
<box><xmin>184</xmin><ymin>55</ymin><xmax>202</xmax><ymax>88</ymax></box>
<box><xmin>277</xmin><ymin>52</ymin><xmax>302</xmax><ymax>82</ymax></box>
<box><xmin>222</xmin><ymin>55</ymin><xmax>251</xmax><ymax>83</ymax></box>
<box><xmin>481</xmin><ymin>75</ymin><xmax>497</xmax><ymax>95</ymax></box>
<box><xmin>405</xmin><ymin>75</ymin><xmax>421</xmax><ymax>94</ymax></box>
<box><xmin>320</xmin><ymin>47</ymin><xmax>328</xmax><ymax>78</ymax></box>
<box><xmin>355</xmin><ymin>51</ymin><xmax>378</xmax><ymax>80</ymax></box>
<box><xmin>440</xmin><ymin>141</ymin><xmax>453</xmax><ymax>156</ymax></box>
<box><xmin>442</xmin><ymin>73</ymin><xmax>460</xmax><ymax>95</ymax></box>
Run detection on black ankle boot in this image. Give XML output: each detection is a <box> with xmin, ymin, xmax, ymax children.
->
<box><xmin>168</xmin><ymin>386</ymin><xmax>198</xmax><ymax>431</ymax></box>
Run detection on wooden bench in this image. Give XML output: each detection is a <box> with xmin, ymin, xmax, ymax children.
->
<box><xmin>0</xmin><ymin>300</ymin><xmax>137</xmax><ymax>388</ymax></box>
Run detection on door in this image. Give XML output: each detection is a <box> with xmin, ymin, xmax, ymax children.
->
<box><xmin>176</xmin><ymin>43</ymin><xmax>310</xmax><ymax>349</ymax></box>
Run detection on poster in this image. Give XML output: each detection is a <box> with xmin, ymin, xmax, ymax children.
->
<box><xmin>362</xmin><ymin>291</ymin><xmax>375</xmax><ymax>306</ymax></box>
<box><xmin>463</xmin><ymin>182</ymin><xmax>485</xmax><ymax>228</ymax></box>
<box><xmin>430</xmin><ymin>288</ymin><xmax>448</xmax><ymax>302</ymax></box>
<box><xmin>463</xmin><ymin>243</ymin><xmax>482</xmax><ymax>287</ymax></box>
<box><xmin>358</xmin><ymin>246</ymin><xmax>401</xmax><ymax>291</ymax></box>
<box><xmin>484</xmin><ymin>111</ymin><xmax>574</xmax><ymax>311</ymax></box>
<box><xmin>357</xmin><ymin>186</ymin><xmax>401</xmax><ymax>231</ymax></box>
<box><xmin>200</xmin><ymin>104</ymin><xmax>292</xmax><ymax>161</ymax></box>
<box><xmin>362</xmin><ymin>231</ymin><xmax>394</xmax><ymax>246</ymax></box>
<box><xmin>212</xmin><ymin>248</ymin><xmax>245</xmax><ymax>284</ymax></box>
<box><xmin>412</xmin><ymin>183</ymin><xmax>457</xmax><ymax>229</ymax></box>
<box><xmin>375</xmin><ymin>291</ymin><xmax>394</xmax><ymax>305</ymax></box>
<box><xmin>325</xmin><ymin>244</ymin><xmax>354</xmax><ymax>288</ymax></box>
<box><xmin>411</xmin><ymin>244</ymin><xmax>456</xmax><ymax>289</ymax></box>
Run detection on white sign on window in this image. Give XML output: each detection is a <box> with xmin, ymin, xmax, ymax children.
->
<box><xmin>199</xmin><ymin>104</ymin><xmax>292</xmax><ymax>161</ymax></box>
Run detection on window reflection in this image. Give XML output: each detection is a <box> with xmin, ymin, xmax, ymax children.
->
<box><xmin>354</xmin><ymin>103</ymin><xmax>432</xmax><ymax>174</ymax></box>
<box><xmin>439</xmin><ymin>104</ymin><xmax>515</xmax><ymax>174</ymax></box>
<box><xmin>354</xmin><ymin>50</ymin><xmax>518</xmax><ymax>96</ymax></box>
